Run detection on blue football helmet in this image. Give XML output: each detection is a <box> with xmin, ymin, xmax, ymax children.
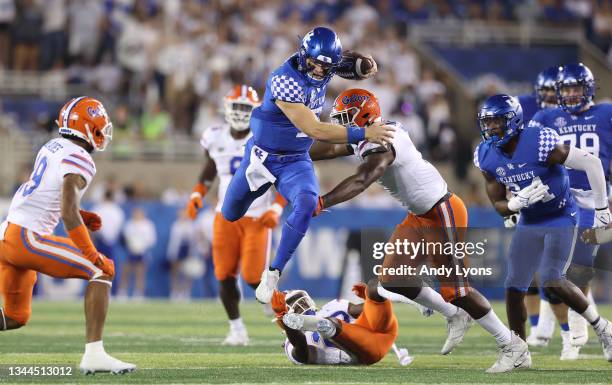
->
<box><xmin>297</xmin><ymin>27</ymin><xmax>342</xmax><ymax>87</ymax></box>
<box><xmin>478</xmin><ymin>94</ymin><xmax>524</xmax><ymax>148</ymax></box>
<box><xmin>534</xmin><ymin>66</ymin><xmax>559</xmax><ymax>109</ymax></box>
<box><xmin>556</xmin><ymin>63</ymin><xmax>595</xmax><ymax>114</ymax></box>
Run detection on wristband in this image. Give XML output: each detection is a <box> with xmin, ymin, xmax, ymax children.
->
<box><xmin>67</xmin><ymin>224</ymin><xmax>97</xmax><ymax>258</ymax></box>
<box><xmin>190</xmin><ymin>182</ymin><xmax>208</xmax><ymax>200</ymax></box>
<box><xmin>347</xmin><ymin>126</ymin><xmax>366</xmax><ymax>144</ymax></box>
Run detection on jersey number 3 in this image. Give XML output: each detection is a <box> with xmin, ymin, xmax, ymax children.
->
<box><xmin>21</xmin><ymin>156</ymin><xmax>48</xmax><ymax>197</ymax></box>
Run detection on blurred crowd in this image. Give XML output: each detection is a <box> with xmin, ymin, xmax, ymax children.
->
<box><xmin>1</xmin><ymin>0</ymin><xmax>609</xmax><ymax>163</ymax></box>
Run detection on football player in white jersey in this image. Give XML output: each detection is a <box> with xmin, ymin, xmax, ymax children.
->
<box><xmin>0</xmin><ymin>97</ymin><xmax>135</xmax><ymax>374</ymax></box>
<box><xmin>309</xmin><ymin>88</ymin><xmax>527</xmax><ymax>372</ymax></box>
<box><xmin>271</xmin><ymin>279</ymin><xmax>400</xmax><ymax>365</ymax></box>
<box><xmin>185</xmin><ymin>85</ymin><xmax>286</xmax><ymax>346</ymax></box>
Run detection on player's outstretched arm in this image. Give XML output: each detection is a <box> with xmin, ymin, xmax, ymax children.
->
<box><xmin>186</xmin><ymin>151</ymin><xmax>217</xmax><ymax>219</ymax></box>
<box><xmin>548</xmin><ymin>144</ymin><xmax>610</xmax><ymax>224</ymax></box>
<box><xmin>319</xmin><ymin>151</ymin><xmax>394</xmax><ymax>210</ymax></box>
<box><xmin>276</xmin><ymin>100</ymin><xmax>394</xmax><ymax>145</ymax></box>
<box><xmin>309</xmin><ymin>141</ymin><xmax>352</xmax><ymax>161</ymax></box>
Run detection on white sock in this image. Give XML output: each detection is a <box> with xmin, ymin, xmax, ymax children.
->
<box><xmin>476</xmin><ymin>310</ymin><xmax>512</xmax><ymax>346</ymax></box>
<box><xmin>0</xmin><ymin>308</ymin><xmax>6</xmax><ymax>331</ymax></box>
<box><xmin>414</xmin><ymin>287</ymin><xmax>458</xmax><ymax>318</ymax></box>
<box><xmin>84</xmin><ymin>340</ymin><xmax>105</xmax><ymax>355</ymax></box>
<box><xmin>229</xmin><ymin>318</ymin><xmax>246</xmax><ymax>331</ymax></box>
<box><xmin>581</xmin><ymin>304</ymin><xmax>600</xmax><ymax>323</ymax></box>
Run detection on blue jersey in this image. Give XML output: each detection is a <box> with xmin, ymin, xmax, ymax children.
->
<box><xmin>518</xmin><ymin>94</ymin><xmax>539</xmax><ymax>124</ymax></box>
<box><xmin>529</xmin><ymin>103</ymin><xmax>612</xmax><ymax>195</ymax></box>
<box><xmin>474</xmin><ymin>125</ymin><xmax>575</xmax><ymax>223</ymax></box>
<box><xmin>250</xmin><ymin>54</ymin><xmax>329</xmax><ymax>154</ymax></box>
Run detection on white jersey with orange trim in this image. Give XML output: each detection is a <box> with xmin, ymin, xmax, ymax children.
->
<box><xmin>284</xmin><ymin>299</ymin><xmax>358</xmax><ymax>365</ymax></box>
<box><xmin>200</xmin><ymin>124</ymin><xmax>275</xmax><ymax>218</ymax></box>
<box><xmin>6</xmin><ymin>138</ymin><xmax>96</xmax><ymax>235</ymax></box>
<box><xmin>351</xmin><ymin>121</ymin><xmax>447</xmax><ymax>215</ymax></box>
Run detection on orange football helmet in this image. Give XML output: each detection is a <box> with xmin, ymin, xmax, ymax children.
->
<box><xmin>224</xmin><ymin>85</ymin><xmax>260</xmax><ymax>131</ymax></box>
<box><xmin>57</xmin><ymin>96</ymin><xmax>112</xmax><ymax>151</ymax></box>
<box><xmin>330</xmin><ymin>88</ymin><xmax>381</xmax><ymax>127</ymax></box>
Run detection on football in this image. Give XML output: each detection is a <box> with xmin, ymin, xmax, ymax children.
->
<box><xmin>336</xmin><ymin>50</ymin><xmax>378</xmax><ymax>80</ymax></box>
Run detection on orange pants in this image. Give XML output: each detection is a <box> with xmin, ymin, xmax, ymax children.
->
<box><xmin>334</xmin><ymin>295</ymin><xmax>398</xmax><ymax>365</ymax></box>
<box><xmin>212</xmin><ymin>213</ymin><xmax>270</xmax><ymax>285</ymax></box>
<box><xmin>0</xmin><ymin>223</ymin><xmax>103</xmax><ymax>325</ymax></box>
<box><xmin>382</xmin><ymin>193</ymin><xmax>470</xmax><ymax>302</ymax></box>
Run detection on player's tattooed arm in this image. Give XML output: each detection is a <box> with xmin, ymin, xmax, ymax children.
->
<box><xmin>309</xmin><ymin>141</ymin><xmax>352</xmax><ymax>161</ymax></box>
<box><xmin>482</xmin><ymin>171</ymin><xmax>515</xmax><ymax>216</ymax></box>
<box><xmin>321</xmin><ymin>151</ymin><xmax>394</xmax><ymax>209</ymax></box>
<box><xmin>276</xmin><ymin>100</ymin><xmax>393</xmax><ymax>145</ymax></box>
<box><xmin>61</xmin><ymin>173</ymin><xmax>88</xmax><ymax>230</ymax></box>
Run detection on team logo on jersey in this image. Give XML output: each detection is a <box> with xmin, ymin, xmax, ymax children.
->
<box><xmin>496</xmin><ymin>167</ymin><xmax>506</xmax><ymax>176</ymax></box>
<box><xmin>554</xmin><ymin>117</ymin><xmax>567</xmax><ymax>128</ymax></box>
<box><xmin>507</xmin><ymin>163</ymin><xmax>514</xmax><ymax>170</ymax></box>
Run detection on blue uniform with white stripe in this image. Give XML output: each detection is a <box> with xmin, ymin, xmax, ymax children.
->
<box><xmin>222</xmin><ymin>54</ymin><xmax>329</xmax><ymax>272</ymax></box>
<box><xmin>530</xmin><ymin>103</ymin><xmax>612</xmax><ymax>268</ymax></box>
<box><xmin>474</xmin><ymin>126</ymin><xmax>578</xmax><ymax>290</ymax></box>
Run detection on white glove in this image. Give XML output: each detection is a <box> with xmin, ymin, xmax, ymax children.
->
<box><xmin>504</xmin><ymin>213</ymin><xmax>520</xmax><ymax>228</ymax></box>
<box><xmin>507</xmin><ymin>179</ymin><xmax>549</xmax><ymax>212</ymax></box>
<box><xmin>594</xmin><ymin>207</ymin><xmax>611</xmax><ymax>228</ymax></box>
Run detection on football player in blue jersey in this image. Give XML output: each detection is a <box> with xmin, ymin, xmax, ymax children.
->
<box><xmin>517</xmin><ymin>66</ymin><xmax>564</xmax><ymax>350</ymax></box>
<box><xmin>221</xmin><ymin>27</ymin><xmax>394</xmax><ymax>303</ymax></box>
<box><xmin>475</xmin><ymin>94</ymin><xmax>612</xmax><ymax>367</ymax></box>
<box><xmin>529</xmin><ymin>63</ymin><xmax>612</xmax><ymax>357</ymax></box>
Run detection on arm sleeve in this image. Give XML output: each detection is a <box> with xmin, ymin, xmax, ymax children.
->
<box><xmin>564</xmin><ymin>145</ymin><xmax>608</xmax><ymax>208</ymax></box>
<box><xmin>473</xmin><ymin>144</ymin><xmax>482</xmax><ymax>171</ymax></box>
<box><xmin>270</xmin><ymin>75</ymin><xmax>306</xmax><ymax>103</ymax></box>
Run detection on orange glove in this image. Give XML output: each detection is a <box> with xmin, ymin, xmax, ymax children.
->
<box><xmin>93</xmin><ymin>252</ymin><xmax>115</xmax><ymax>277</ymax></box>
<box><xmin>186</xmin><ymin>182</ymin><xmax>207</xmax><ymax>220</ymax></box>
<box><xmin>352</xmin><ymin>282</ymin><xmax>367</xmax><ymax>300</ymax></box>
<box><xmin>79</xmin><ymin>210</ymin><xmax>102</xmax><ymax>231</ymax></box>
<box><xmin>271</xmin><ymin>290</ymin><xmax>288</xmax><ymax>316</ymax></box>
<box><xmin>312</xmin><ymin>196</ymin><xmax>325</xmax><ymax>217</ymax></box>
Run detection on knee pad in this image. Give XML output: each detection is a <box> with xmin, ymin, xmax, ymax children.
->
<box><xmin>90</xmin><ymin>277</ymin><xmax>113</xmax><ymax>288</ymax></box>
<box><xmin>566</xmin><ymin>265</ymin><xmax>595</xmax><ymax>287</ymax></box>
<box><xmin>221</xmin><ymin>206</ymin><xmax>240</xmax><ymax>222</ymax></box>
<box><xmin>287</xmin><ymin>192</ymin><xmax>317</xmax><ymax>233</ymax></box>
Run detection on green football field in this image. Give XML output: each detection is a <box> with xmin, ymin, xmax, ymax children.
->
<box><xmin>0</xmin><ymin>300</ymin><xmax>610</xmax><ymax>384</ymax></box>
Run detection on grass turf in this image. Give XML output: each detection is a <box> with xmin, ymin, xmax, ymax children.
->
<box><xmin>0</xmin><ymin>300</ymin><xmax>610</xmax><ymax>384</ymax></box>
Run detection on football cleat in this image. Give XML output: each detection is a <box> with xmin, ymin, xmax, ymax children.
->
<box><xmin>222</xmin><ymin>328</ymin><xmax>249</xmax><ymax>346</ymax></box>
<box><xmin>441</xmin><ymin>308</ymin><xmax>472</xmax><ymax>355</ymax></box>
<box><xmin>255</xmin><ymin>269</ymin><xmax>280</xmax><ymax>304</ymax></box>
<box><xmin>568</xmin><ymin>308</ymin><xmax>589</xmax><ymax>347</ymax></box>
<box><xmin>595</xmin><ymin>319</ymin><xmax>612</xmax><ymax>361</ymax></box>
<box><xmin>560</xmin><ymin>330</ymin><xmax>580</xmax><ymax>360</ymax></box>
<box><xmin>486</xmin><ymin>333</ymin><xmax>531</xmax><ymax>373</ymax></box>
<box><xmin>526</xmin><ymin>330</ymin><xmax>550</xmax><ymax>347</ymax></box>
<box><xmin>79</xmin><ymin>352</ymin><xmax>136</xmax><ymax>375</ymax></box>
